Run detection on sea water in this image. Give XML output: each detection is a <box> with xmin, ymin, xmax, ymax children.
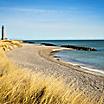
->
<box><xmin>25</xmin><ymin>40</ymin><xmax>104</xmax><ymax>70</ymax></box>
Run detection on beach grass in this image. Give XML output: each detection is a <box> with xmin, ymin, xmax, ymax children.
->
<box><xmin>0</xmin><ymin>40</ymin><xmax>22</xmax><ymax>51</ymax></box>
<box><xmin>0</xmin><ymin>41</ymin><xmax>104</xmax><ymax>104</ymax></box>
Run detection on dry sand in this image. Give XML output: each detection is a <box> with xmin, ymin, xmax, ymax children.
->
<box><xmin>6</xmin><ymin>44</ymin><xmax>104</xmax><ymax>98</ymax></box>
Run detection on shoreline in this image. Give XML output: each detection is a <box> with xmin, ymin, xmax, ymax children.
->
<box><xmin>47</xmin><ymin>47</ymin><xmax>104</xmax><ymax>77</ymax></box>
<box><xmin>17</xmin><ymin>43</ymin><xmax>104</xmax><ymax>77</ymax></box>
<box><xmin>21</xmin><ymin>43</ymin><xmax>104</xmax><ymax>77</ymax></box>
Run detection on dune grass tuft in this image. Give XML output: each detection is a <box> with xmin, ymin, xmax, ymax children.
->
<box><xmin>0</xmin><ymin>40</ymin><xmax>22</xmax><ymax>51</ymax></box>
<box><xmin>0</xmin><ymin>41</ymin><xmax>104</xmax><ymax>104</ymax></box>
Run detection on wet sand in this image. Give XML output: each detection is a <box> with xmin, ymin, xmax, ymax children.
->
<box><xmin>6</xmin><ymin>44</ymin><xmax>104</xmax><ymax>99</ymax></box>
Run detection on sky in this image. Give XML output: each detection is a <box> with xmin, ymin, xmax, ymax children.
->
<box><xmin>0</xmin><ymin>0</ymin><xmax>104</xmax><ymax>40</ymax></box>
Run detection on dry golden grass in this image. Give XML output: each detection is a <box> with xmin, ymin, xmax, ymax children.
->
<box><xmin>0</xmin><ymin>40</ymin><xmax>22</xmax><ymax>51</ymax></box>
<box><xmin>0</xmin><ymin>41</ymin><xmax>104</xmax><ymax>104</ymax></box>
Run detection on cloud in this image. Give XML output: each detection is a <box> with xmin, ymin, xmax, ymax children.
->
<box><xmin>0</xmin><ymin>7</ymin><xmax>79</xmax><ymax>15</ymax></box>
<box><xmin>0</xmin><ymin>7</ymin><xmax>57</xmax><ymax>13</ymax></box>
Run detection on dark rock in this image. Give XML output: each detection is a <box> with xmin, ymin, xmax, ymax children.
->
<box><xmin>23</xmin><ymin>41</ymin><xmax>35</xmax><ymax>44</ymax></box>
<box><xmin>41</xmin><ymin>43</ymin><xmax>57</xmax><ymax>46</ymax></box>
<box><xmin>60</xmin><ymin>45</ymin><xmax>96</xmax><ymax>51</ymax></box>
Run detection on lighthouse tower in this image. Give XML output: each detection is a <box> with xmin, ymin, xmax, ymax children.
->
<box><xmin>1</xmin><ymin>25</ymin><xmax>4</xmax><ymax>40</ymax></box>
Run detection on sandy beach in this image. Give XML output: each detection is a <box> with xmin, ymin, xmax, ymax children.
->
<box><xmin>6</xmin><ymin>44</ymin><xmax>104</xmax><ymax>99</ymax></box>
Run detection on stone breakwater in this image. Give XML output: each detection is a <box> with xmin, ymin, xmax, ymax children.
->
<box><xmin>41</xmin><ymin>43</ymin><xmax>96</xmax><ymax>51</ymax></box>
<box><xmin>60</xmin><ymin>45</ymin><xmax>96</xmax><ymax>51</ymax></box>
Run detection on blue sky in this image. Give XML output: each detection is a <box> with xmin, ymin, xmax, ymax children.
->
<box><xmin>0</xmin><ymin>0</ymin><xmax>104</xmax><ymax>40</ymax></box>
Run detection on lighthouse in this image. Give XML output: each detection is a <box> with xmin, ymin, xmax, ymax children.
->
<box><xmin>1</xmin><ymin>25</ymin><xmax>4</xmax><ymax>40</ymax></box>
